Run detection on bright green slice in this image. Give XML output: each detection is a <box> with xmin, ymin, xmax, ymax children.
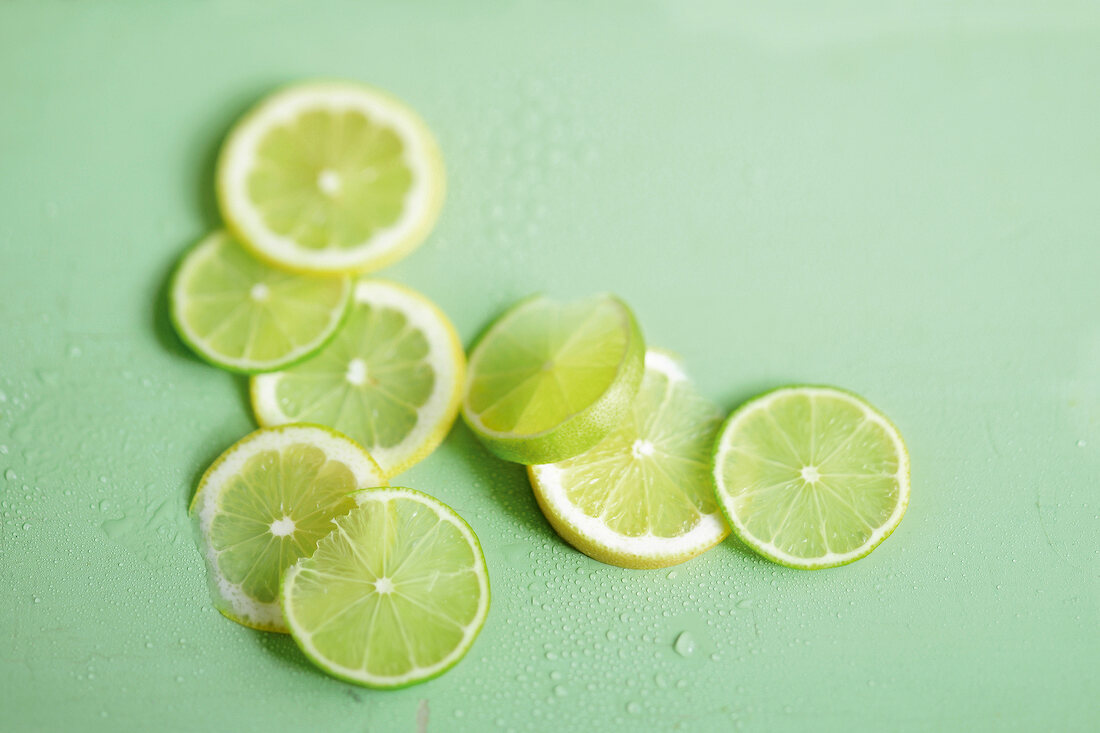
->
<box><xmin>529</xmin><ymin>350</ymin><xmax>729</xmax><ymax>569</ymax></box>
<box><xmin>217</xmin><ymin>80</ymin><xmax>445</xmax><ymax>275</ymax></box>
<box><xmin>170</xmin><ymin>231</ymin><xmax>351</xmax><ymax>373</ymax></box>
<box><xmin>191</xmin><ymin>424</ymin><xmax>386</xmax><ymax>632</ymax></box>
<box><xmin>283</xmin><ymin>487</ymin><xmax>490</xmax><ymax>689</ymax></box>
<box><xmin>251</xmin><ymin>279</ymin><xmax>466</xmax><ymax>478</ymax></box>
<box><xmin>463</xmin><ymin>294</ymin><xmax>645</xmax><ymax>464</ymax></box>
<box><xmin>713</xmin><ymin>386</ymin><xmax>910</xmax><ymax>570</ymax></box>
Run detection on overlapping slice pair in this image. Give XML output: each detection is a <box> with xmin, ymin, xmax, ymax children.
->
<box><xmin>192</xmin><ymin>424</ymin><xmax>489</xmax><ymax>688</ymax></box>
<box><xmin>462</xmin><ymin>295</ymin><xmax>728</xmax><ymax>568</ymax></box>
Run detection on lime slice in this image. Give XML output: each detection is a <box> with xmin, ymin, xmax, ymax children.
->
<box><xmin>712</xmin><ymin>386</ymin><xmax>910</xmax><ymax>569</ymax></box>
<box><xmin>529</xmin><ymin>350</ymin><xmax>729</xmax><ymax>568</ymax></box>
<box><xmin>251</xmin><ymin>279</ymin><xmax>465</xmax><ymax>477</ymax></box>
<box><xmin>170</xmin><ymin>231</ymin><xmax>351</xmax><ymax>373</ymax></box>
<box><xmin>191</xmin><ymin>424</ymin><xmax>386</xmax><ymax>631</ymax></box>
<box><xmin>282</xmin><ymin>487</ymin><xmax>490</xmax><ymax>688</ymax></box>
<box><xmin>217</xmin><ymin>80</ymin><xmax>445</xmax><ymax>275</ymax></box>
<box><xmin>462</xmin><ymin>294</ymin><xmax>645</xmax><ymax>465</ymax></box>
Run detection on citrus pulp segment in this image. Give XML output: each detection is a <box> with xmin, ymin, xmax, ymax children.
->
<box><xmin>217</xmin><ymin>80</ymin><xmax>445</xmax><ymax>274</ymax></box>
<box><xmin>169</xmin><ymin>231</ymin><xmax>351</xmax><ymax>373</ymax></box>
<box><xmin>462</xmin><ymin>294</ymin><xmax>645</xmax><ymax>464</ymax></box>
<box><xmin>190</xmin><ymin>424</ymin><xmax>386</xmax><ymax>632</ymax></box>
<box><xmin>529</xmin><ymin>350</ymin><xmax>729</xmax><ymax>568</ymax></box>
<box><xmin>251</xmin><ymin>279</ymin><xmax>465</xmax><ymax>477</ymax></box>
<box><xmin>712</xmin><ymin>386</ymin><xmax>910</xmax><ymax>569</ymax></box>
<box><xmin>282</xmin><ymin>487</ymin><xmax>490</xmax><ymax>688</ymax></box>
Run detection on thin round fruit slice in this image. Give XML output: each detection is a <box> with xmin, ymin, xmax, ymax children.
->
<box><xmin>217</xmin><ymin>80</ymin><xmax>445</xmax><ymax>275</ymax></box>
<box><xmin>251</xmin><ymin>279</ymin><xmax>465</xmax><ymax>477</ymax></box>
<box><xmin>170</xmin><ymin>231</ymin><xmax>351</xmax><ymax>373</ymax></box>
<box><xmin>282</xmin><ymin>487</ymin><xmax>490</xmax><ymax>689</ymax></box>
<box><xmin>191</xmin><ymin>424</ymin><xmax>386</xmax><ymax>632</ymax></box>
<box><xmin>713</xmin><ymin>386</ymin><xmax>910</xmax><ymax>570</ymax></box>
<box><xmin>529</xmin><ymin>350</ymin><xmax>729</xmax><ymax>568</ymax></box>
<box><xmin>463</xmin><ymin>294</ymin><xmax>645</xmax><ymax>465</ymax></box>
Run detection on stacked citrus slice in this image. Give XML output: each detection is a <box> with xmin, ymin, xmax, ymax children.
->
<box><xmin>170</xmin><ymin>76</ymin><xmax>915</xmax><ymax>694</ymax></box>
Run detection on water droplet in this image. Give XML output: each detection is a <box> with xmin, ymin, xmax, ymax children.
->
<box><xmin>553</xmin><ymin>685</ymin><xmax>567</xmax><ymax>697</ymax></box>
<box><xmin>673</xmin><ymin>631</ymin><xmax>696</xmax><ymax>657</ymax></box>
<box><xmin>626</xmin><ymin>702</ymin><xmax>642</xmax><ymax>715</ymax></box>
<box><xmin>1077</xmin><ymin>440</ymin><xmax>1087</xmax><ymax>448</ymax></box>
<box><xmin>736</xmin><ymin>599</ymin><xmax>753</xmax><ymax>609</ymax></box>
<box><xmin>22</xmin><ymin>522</ymin><xmax>30</xmax><ymax>531</ymax></box>
<box><xmin>4</xmin><ymin>469</ymin><xmax>16</xmax><ymax>481</ymax></box>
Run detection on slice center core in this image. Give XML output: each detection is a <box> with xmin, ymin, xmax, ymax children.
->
<box><xmin>269</xmin><ymin>516</ymin><xmax>296</xmax><ymax>536</ymax></box>
<box><xmin>374</xmin><ymin>577</ymin><xmax>395</xmax><ymax>594</ymax></box>
<box><xmin>631</xmin><ymin>439</ymin><xmax>655</xmax><ymax>459</ymax></box>
<box><xmin>250</xmin><ymin>283</ymin><xmax>270</xmax><ymax>302</ymax></box>
<box><xmin>317</xmin><ymin>169</ymin><xmax>342</xmax><ymax>196</ymax></box>
<box><xmin>345</xmin><ymin>358</ymin><xmax>368</xmax><ymax>386</ymax></box>
<box><xmin>801</xmin><ymin>465</ymin><xmax>821</xmax><ymax>483</ymax></box>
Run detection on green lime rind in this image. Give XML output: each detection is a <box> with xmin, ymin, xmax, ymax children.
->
<box><xmin>711</xmin><ymin>385</ymin><xmax>911</xmax><ymax>571</ymax></box>
<box><xmin>462</xmin><ymin>294</ymin><xmax>646</xmax><ymax>465</ymax></box>
<box><xmin>169</xmin><ymin>231</ymin><xmax>353</xmax><ymax>374</ymax></box>
<box><xmin>281</xmin><ymin>487</ymin><xmax>490</xmax><ymax>689</ymax></box>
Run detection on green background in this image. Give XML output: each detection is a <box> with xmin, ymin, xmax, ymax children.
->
<box><xmin>2</xmin><ymin>1</ymin><xmax>1098</xmax><ymax>730</ymax></box>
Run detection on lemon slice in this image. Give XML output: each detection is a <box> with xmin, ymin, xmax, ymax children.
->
<box><xmin>529</xmin><ymin>350</ymin><xmax>729</xmax><ymax>568</ymax></box>
<box><xmin>217</xmin><ymin>80</ymin><xmax>445</xmax><ymax>275</ymax></box>
<box><xmin>713</xmin><ymin>386</ymin><xmax>911</xmax><ymax>569</ymax></box>
<box><xmin>251</xmin><ymin>279</ymin><xmax>465</xmax><ymax>477</ymax></box>
<box><xmin>190</xmin><ymin>424</ymin><xmax>386</xmax><ymax>632</ymax></box>
<box><xmin>283</xmin><ymin>487</ymin><xmax>490</xmax><ymax>688</ymax></box>
<box><xmin>170</xmin><ymin>231</ymin><xmax>351</xmax><ymax>373</ymax></box>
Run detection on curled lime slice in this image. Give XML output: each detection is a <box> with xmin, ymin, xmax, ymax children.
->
<box><xmin>463</xmin><ymin>294</ymin><xmax>645</xmax><ymax>465</ymax></box>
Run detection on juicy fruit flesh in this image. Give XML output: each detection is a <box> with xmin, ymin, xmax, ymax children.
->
<box><xmin>209</xmin><ymin>443</ymin><xmax>359</xmax><ymax>603</ymax></box>
<box><xmin>287</xmin><ymin>494</ymin><xmax>484</xmax><ymax>679</ymax></box>
<box><xmin>180</xmin><ymin>235</ymin><xmax>348</xmax><ymax>363</ymax></box>
<box><xmin>551</xmin><ymin>358</ymin><xmax>721</xmax><ymax>538</ymax></box>
<box><xmin>247</xmin><ymin>107</ymin><xmax>413</xmax><ymax>251</ymax></box>
<box><xmin>466</xmin><ymin>297</ymin><xmax>629</xmax><ymax>435</ymax></box>
<box><xmin>718</xmin><ymin>391</ymin><xmax>903</xmax><ymax>560</ymax></box>
<box><xmin>271</xmin><ymin>301</ymin><xmax>435</xmax><ymax>450</ymax></box>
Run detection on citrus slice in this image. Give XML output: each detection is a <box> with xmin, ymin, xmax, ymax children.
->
<box><xmin>712</xmin><ymin>386</ymin><xmax>910</xmax><ymax>569</ymax></box>
<box><xmin>217</xmin><ymin>80</ymin><xmax>445</xmax><ymax>275</ymax></box>
<box><xmin>282</xmin><ymin>487</ymin><xmax>490</xmax><ymax>689</ymax></box>
<box><xmin>529</xmin><ymin>350</ymin><xmax>729</xmax><ymax>568</ymax></box>
<box><xmin>170</xmin><ymin>231</ymin><xmax>351</xmax><ymax>373</ymax></box>
<box><xmin>191</xmin><ymin>424</ymin><xmax>386</xmax><ymax>632</ymax></box>
<box><xmin>462</xmin><ymin>294</ymin><xmax>645</xmax><ymax>465</ymax></box>
<box><xmin>251</xmin><ymin>279</ymin><xmax>465</xmax><ymax>477</ymax></box>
